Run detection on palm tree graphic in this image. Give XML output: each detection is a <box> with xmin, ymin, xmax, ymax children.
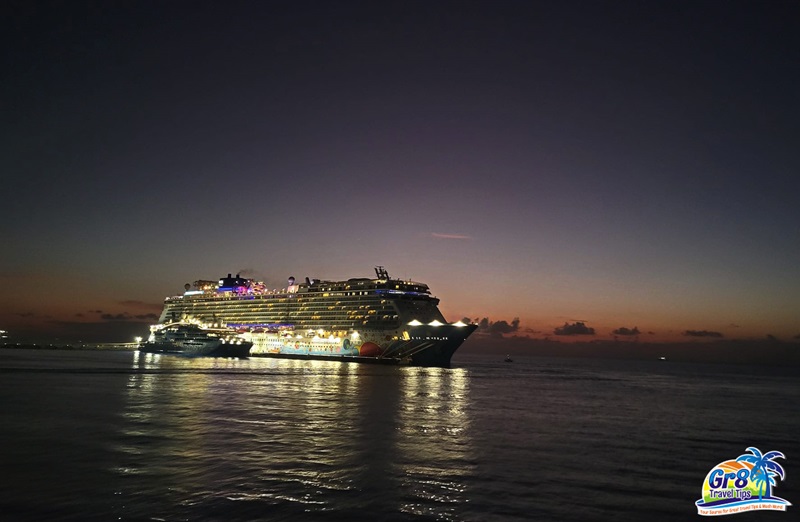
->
<box><xmin>736</xmin><ymin>447</ymin><xmax>786</xmax><ymax>500</ymax></box>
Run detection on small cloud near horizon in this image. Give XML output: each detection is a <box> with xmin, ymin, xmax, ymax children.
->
<box><xmin>101</xmin><ymin>312</ymin><xmax>159</xmax><ymax>322</ymax></box>
<box><xmin>471</xmin><ymin>317</ymin><xmax>520</xmax><ymax>336</ymax></box>
<box><xmin>431</xmin><ymin>233</ymin><xmax>471</xmax><ymax>240</ymax></box>
<box><xmin>555</xmin><ymin>322</ymin><xmax>595</xmax><ymax>336</ymax></box>
<box><xmin>683</xmin><ymin>330</ymin><xmax>723</xmax><ymax>338</ymax></box>
<box><xmin>118</xmin><ymin>300</ymin><xmax>163</xmax><ymax>311</ymax></box>
<box><xmin>612</xmin><ymin>326</ymin><xmax>640</xmax><ymax>336</ymax></box>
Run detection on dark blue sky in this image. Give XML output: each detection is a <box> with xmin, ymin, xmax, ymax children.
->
<box><xmin>2</xmin><ymin>1</ymin><xmax>799</xmax><ymax>343</ymax></box>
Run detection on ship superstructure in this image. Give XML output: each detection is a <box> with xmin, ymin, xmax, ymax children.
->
<box><xmin>156</xmin><ymin>267</ymin><xmax>476</xmax><ymax>367</ymax></box>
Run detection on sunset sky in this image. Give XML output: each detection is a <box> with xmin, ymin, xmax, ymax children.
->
<box><xmin>3</xmin><ymin>1</ymin><xmax>799</xmax><ymax>344</ymax></box>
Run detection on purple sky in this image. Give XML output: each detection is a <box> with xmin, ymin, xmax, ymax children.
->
<box><xmin>2</xmin><ymin>1</ymin><xmax>799</xmax><ymax>343</ymax></box>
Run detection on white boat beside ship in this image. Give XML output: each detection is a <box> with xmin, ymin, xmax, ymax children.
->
<box><xmin>139</xmin><ymin>322</ymin><xmax>252</xmax><ymax>358</ymax></box>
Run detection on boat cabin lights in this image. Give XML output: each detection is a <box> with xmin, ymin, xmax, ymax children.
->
<box><xmin>428</xmin><ymin>320</ymin><xmax>444</xmax><ymax>327</ymax></box>
<box><xmin>407</xmin><ymin>319</ymin><xmax>423</xmax><ymax>326</ymax></box>
<box><xmin>452</xmin><ymin>321</ymin><xmax>467</xmax><ymax>327</ymax></box>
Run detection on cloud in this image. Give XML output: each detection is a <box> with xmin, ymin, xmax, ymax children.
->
<box><xmin>612</xmin><ymin>326</ymin><xmax>640</xmax><ymax>336</ymax></box>
<box><xmin>15</xmin><ymin>312</ymin><xmax>36</xmax><ymax>318</ymax></box>
<box><xmin>475</xmin><ymin>317</ymin><xmax>520</xmax><ymax>336</ymax></box>
<box><xmin>101</xmin><ymin>313</ymin><xmax>130</xmax><ymax>321</ymax></box>
<box><xmin>488</xmin><ymin>318</ymin><xmax>520</xmax><ymax>335</ymax></box>
<box><xmin>100</xmin><ymin>312</ymin><xmax>159</xmax><ymax>322</ymax></box>
<box><xmin>554</xmin><ymin>322</ymin><xmax>595</xmax><ymax>336</ymax></box>
<box><xmin>683</xmin><ymin>330</ymin><xmax>723</xmax><ymax>338</ymax></box>
<box><xmin>431</xmin><ymin>233</ymin><xmax>471</xmax><ymax>240</ymax></box>
<box><xmin>118</xmin><ymin>300</ymin><xmax>163</xmax><ymax>311</ymax></box>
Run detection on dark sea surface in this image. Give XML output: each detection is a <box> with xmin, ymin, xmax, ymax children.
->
<box><xmin>1</xmin><ymin>348</ymin><xmax>797</xmax><ymax>521</ymax></box>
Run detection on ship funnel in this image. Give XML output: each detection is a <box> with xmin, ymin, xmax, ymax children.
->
<box><xmin>288</xmin><ymin>276</ymin><xmax>295</xmax><ymax>286</ymax></box>
<box><xmin>305</xmin><ymin>277</ymin><xmax>311</xmax><ymax>285</ymax></box>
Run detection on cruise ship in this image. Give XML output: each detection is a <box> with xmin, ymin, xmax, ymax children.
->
<box><xmin>155</xmin><ymin>267</ymin><xmax>477</xmax><ymax>367</ymax></box>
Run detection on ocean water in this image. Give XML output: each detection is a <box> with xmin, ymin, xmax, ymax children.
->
<box><xmin>0</xmin><ymin>348</ymin><xmax>797</xmax><ymax>521</ymax></box>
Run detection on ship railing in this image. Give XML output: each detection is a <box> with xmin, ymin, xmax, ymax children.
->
<box><xmin>381</xmin><ymin>339</ymin><xmax>436</xmax><ymax>360</ymax></box>
<box><xmin>380</xmin><ymin>340</ymin><xmax>415</xmax><ymax>359</ymax></box>
<box><xmin>405</xmin><ymin>341</ymin><xmax>437</xmax><ymax>358</ymax></box>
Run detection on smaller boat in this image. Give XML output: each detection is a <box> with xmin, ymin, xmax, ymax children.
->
<box><xmin>139</xmin><ymin>322</ymin><xmax>252</xmax><ymax>358</ymax></box>
<box><xmin>504</xmin><ymin>354</ymin><xmax>513</xmax><ymax>363</ymax></box>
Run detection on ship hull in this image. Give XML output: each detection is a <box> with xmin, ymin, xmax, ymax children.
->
<box><xmin>247</xmin><ymin>323</ymin><xmax>476</xmax><ymax>367</ymax></box>
<box><xmin>139</xmin><ymin>342</ymin><xmax>252</xmax><ymax>358</ymax></box>
<box><xmin>249</xmin><ymin>352</ymin><xmax>406</xmax><ymax>365</ymax></box>
<box><xmin>405</xmin><ymin>323</ymin><xmax>478</xmax><ymax>367</ymax></box>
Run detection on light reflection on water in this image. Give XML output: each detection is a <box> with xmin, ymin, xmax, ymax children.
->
<box><xmin>396</xmin><ymin>367</ymin><xmax>473</xmax><ymax>520</ymax></box>
<box><xmin>4</xmin><ymin>349</ymin><xmax>800</xmax><ymax>521</ymax></box>
<box><xmin>118</xmin><ymin>353</ymin><xmax>475</xmax><ymax>520</ymax></box>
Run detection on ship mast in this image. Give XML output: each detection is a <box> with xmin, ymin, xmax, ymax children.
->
<box><xmin>374</xmin><ymin>266</ymin><xmax>390</xmax><ymax>280</ymax></box>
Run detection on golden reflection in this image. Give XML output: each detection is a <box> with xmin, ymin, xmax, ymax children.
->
<box><xmin>119</xmin><ymin>352</ymin><xmax>218</xmax><ymax>487</ymax></box>
<box><xmin>397</xmin><ymin>366</ymin><xmax>473</xmax><ymax>520</ymax></box>
<box><xmin>117</xmin><ymin>353</ymin><xmax>474</xmax><ymax>519</ymax></box>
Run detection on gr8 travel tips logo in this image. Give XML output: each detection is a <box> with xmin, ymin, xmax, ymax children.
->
<box><xmin>696</xmin><ymin>447</ymin><xmax>790</xmax><ymax>516</ymax></box>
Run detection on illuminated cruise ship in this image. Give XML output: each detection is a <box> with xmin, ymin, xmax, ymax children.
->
<box><xmin>156</xmin><ymin>267</ymin><xmax>477</xmax><ymax>367</ymax></box>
